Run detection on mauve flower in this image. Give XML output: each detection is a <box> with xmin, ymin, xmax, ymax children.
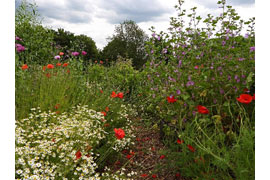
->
<box><xmin>157</xmin><ymin>36</ymin><xmax>160</xmax><ymax>40</ymax></box>
<box><xmin>222</xmin><ymin>41</ymin><xmax>226</xmax><ymax>46</ymax></box>
<box><xmin>220</xmin><ymin>88</ymin><xmax>224</xmax><ymax>94</ymax></box>
<box><xmin>152</xmin><ymin>94</ymin><xmax>156</xmax><ymax>98</ymax></box>
<box><xmin>162</xmin><ymin>48</ymin><xmax>167</xmax><ymax>54</ymax></box>
<box><xmin>176</xmin><ymin>89</ymin><xmax>181</xmax><ymax>95</ymax></box>
<box><xmin>54</xmin><ymin>55</ymin><xmax>60</xmax><ymax>60</ymax></box>
<box><xmin>178</xmin><ymin>60</ymin><xmax>182</xmax><ymax>68</ymax></box>
<box><xmin>238</xmin><ymin>58</ymin><xmax>245</xmax><ymax>61</ymax></box>
<box><xmin>72</xmin><ymin>52</ymin><xmax>79</xmax><ymax>56</ymax></box>
<box><xmin>250</xmin><ymin>46</ymin><xmax>255</xmax><ymax>52</ymax></box>
<box><xmin>16</xmin><ymin>44</ymin><xmax>25</xmax><ymax>53</ymax></box>
<box><xmin>244</xmin><ymin>33</ymin><xmax>249</xmax><ymax>38</ymax></box>
<box><xmin>228</xmin><ymin>75</ymin><xmax>231</xmax><ymax>80</ymax></box>
<box><xmin>82</xmin><ymin>51</ymin><xmax>87</xmax><ymax>55</ymax></box>
<box><xmin>151</xmin><ymin>50</ymin><xmax>154</xmax><ymax>54</ymax></box>
<box><xmin>15</xmin><ymin>36</ymin><xmax>22</xmax><ymax>41</ymax></box>
<box><xmin>186</xmin><ymin>81</ymin><xmax>194</xmax><ymax>87</ymax></box>
<box><xmin>152</xmin><ymin>33</ymin><xmax>156</xmax><ymax>38</ymax></box>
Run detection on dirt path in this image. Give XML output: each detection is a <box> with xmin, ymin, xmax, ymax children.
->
<box><xmin>112</xmin><ymin>116</ymin><xmax>187</xmax><ymax>180</ymax></box>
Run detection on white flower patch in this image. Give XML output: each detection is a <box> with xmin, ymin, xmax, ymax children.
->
<box><xmin>16</xmin><ymin>105</ymin><xmax>135</xmax><ymax>179</ymax></box>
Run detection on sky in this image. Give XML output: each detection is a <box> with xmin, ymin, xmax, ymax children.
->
<box><xmin>15</xmin><ymin>0</ymin><xmax>255</xmax><ymax>50</ymax></box>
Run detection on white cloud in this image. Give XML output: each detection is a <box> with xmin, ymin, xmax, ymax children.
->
<box><xmin>17</xmin><ymin>0</ymin><xmax>255</xmax><ymax>49</ymax></box>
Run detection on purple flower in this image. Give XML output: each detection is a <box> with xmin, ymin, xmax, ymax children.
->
<box><xmin>168</xmin><ymin>76</ymin><xmax>176</xmax><ymax>82</ymax></box>
<box><xmin>220</xmin><ymin>88</ymin><xmax>224</xmax><ymax>94</ymax></box>
<box><xmin>182</xmin><ymin>51</ymin><xmax>186</xmax><ymax>55</ymax></box>
<box><xmin>72</xmin><ymin>52</ymin><xmax>80</xmax><ymax>56</ymax></box>
<box><xmin>176</xmin><ymin>89</ymin><xmax>181</xmax><ymax>95</ymax></box>
<box><xmin>15</xmin><ymin>44</ymin><xmax>25</xmax><ymax>53</ymax></box>
<box><xmin>82</xmin><ymin>51</ymin><xmax>87</xmax><ymax>55</ymax></box>
<box><xmin>15</xmin><ymin>36</ymin><xmax>22</xmax><ymax>41</ymax></box>
<box><xmin>228</xmin><ymin>75</ymin><xmax>231</xmax><ymax>80</ymax></box>
<box><xmin>192</xmin><ymin>111</ymin><xmax>196</xmax><ymax>116</ymax></box>
<box><xmin>238</xmin><ymin>58</ymin><xmax>245</xmax><ymax>61</ymax></box>
<box><xmin>152</xmin><ymin>94</ymin><xmax>156</xmax><ymax>98</ymax></box>
<box><xmin>178</xmin><ymin>60</ymin><xmax>182</xmax><ymax>68</ymax></box>
<box><xmin>151</xmin><ymin>50</ymin><xmax>154</xmax><ymax>54</ymax></box>
<box><xmin>186</xmin><ymin>81</ymin><xmax>194</xmax><ymax>87</ymax></box>
<box><xmin>157</xmin><ymin>36</ymin><xmax>160</xmax><ymax>41</ymax></box>
<box><xmin>152</xmin><ymin>33</ymin><xmax>156</xmax><ymax>38</ymax></box>
<box><xmin>244</xmin><ymin>33</ymin><xmax>249</xmax><ymax>39</ymax></box>
<box><xmin>222</xmin><ymin>41</ymin><xmax>226</xmax><ymax>46</ymax></box>
<box><xmin>213</xmin><ymin>99</ymin><xmax>217</xmax><ymax>104</ymax></box>
<box><xmin>162</xmin><ymin>48</ymin><xmax>167</xmax><ymax>54</ymax></box>
<box><xmin>54</xmin><ymin>55</ymin><xmax>60</xmax><ymax>60</ymax></box>
<box><xmin>250</xmin><ymin>46</ymin><xmax>255</xmax><ymax>52</ymax></box>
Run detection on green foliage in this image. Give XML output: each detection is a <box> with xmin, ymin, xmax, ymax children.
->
<box><xmin>101</xmin><ymin>20</ymin><xmax>149</xmax><ymax>69</ymax></box>
<box><xmin>15</xmin><ymin>0</ymin><xmax>55</xmax><ymax>65</ymax></box>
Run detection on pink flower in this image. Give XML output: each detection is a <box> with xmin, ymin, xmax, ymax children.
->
<box><xmin>82</xmin><ymin>51</ymin><xmax>87</xmax><ymax>55</ymax></box>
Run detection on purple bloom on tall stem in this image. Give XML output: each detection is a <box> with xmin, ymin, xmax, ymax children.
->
<box><xmin>72</xmin><ymin>52</ymin><xmax>80</xmax><ymax>56</ymax></box>
<box><xmin>244</xmin><ymin>33</ymin><xmax>249</xmax><ymax>38</ymax></box>
<box><xmin>15</xmin><ymin>36</ymin><xmax>22</xmax><ymax>41</ymax></box>
<box><xmin>151</xmin><ymin>50</ymin><xmax>154</xmax><ymax>54</ymax></box>
<box><xmin>250</xmin><ymin>46</ymin><xmax>255</xmax><ymax>52</ymax></box>
<box><xmin>222</xmin><ymin>41</ymin><xmax>226</xmax><ymax>46</ymax></box>
<box><xmin>186</xmin><ymin>81</ymin><xmax>194</xmax><ymax>87</ymax></box>
<box><xmin>178</xmin><ymin>60</ymin><xmax>182</xmax><ymax>68</ymax></box>
<box><xmin>15</xmin><ymin>44</ymin><xmax>25</xmax><ymax>53</ymax></box>
<box><xmin>54</xmin><ymin>55</ymin><xmax>60</xmax><ymax>60</ymax></box>
<box><xmin>220</xmin><ymin>88</ymin><xmax>224</xmax><ymax>94</ymax></box>
<box><xmin>176</xmin><ymin>89</ymin><xmax>181</xmax><ymax>95</ymax></box>
<box><xmin>82</xmin><ymin>51</ymin><xmax>87</xmax><ymax>55</ymax></box>
<box><xmin>238</xmin><ymin>58</ymin><xmax>245</xmax><ymax>61</ymax></box>
<box><xmin>157</xmin><ymin>36</ymin><xmax>160</xmax><ymax>41</ymax></box>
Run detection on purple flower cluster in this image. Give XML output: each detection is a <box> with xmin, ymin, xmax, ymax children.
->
<box><xmin>15</xmin><ymin>44</ymin><xmax>25</xmax><ymax>53</ymax></box>
<box><xmin>82</xmin><ymin>51</ymin><xmax>87</xmax><ymax>55</ymax></box>
<box><xmin>72</xmin><ymin>52</ymin><xmax>80</xmax><ymax>56</ymax></box>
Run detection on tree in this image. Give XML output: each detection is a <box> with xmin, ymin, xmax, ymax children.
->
<box><xmin>102</xmin><ymin>20</ymin><xmax>149</xmax><ymax>69</ymax></box>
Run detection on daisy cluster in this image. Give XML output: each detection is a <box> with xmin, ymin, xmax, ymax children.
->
<box><xmin>15</xmin><ymin>105</ymin><xmax>134</xmax><ymax>179</ymax></box>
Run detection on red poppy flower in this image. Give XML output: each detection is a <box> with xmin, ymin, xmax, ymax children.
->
<box><xmin>21</xmin><ymin>64</ymin><xmax>28</xmax><ymax>70</ymax></box>
<box><xmin>75</xmin><ymin>150</ymin><xmax>82</xmax><ymax>160</ymax></box>
<box><xmin>177</xmin><ymin>139</ymin><xmax>184</xmax><ymax>144</ymax></box>
<box><xmin>167</xmin><ymin>96</ymin><xmax>177</xmax><ymax>103</ymax></box>
<box><xmin>236</xmin><ymin>94</ymin><xmax>253</xmax><ymax>104</ymax></box>
<box><xmin>111</xmin><ymin>91</ymin><xmax>118</xmax><ymax>98</ymax></box>
<box><xmin>152</xmin><ymin>174</ymin><xmax>157</xmax><ymax>178</ymax></box>
<box><xmin>187</xmin><ymin>144</ymin><xmax>195</xmax><ymax>152</ymax></box>
<box><xmin>59</xmin><ymin>52</ymin><xmax>64</xmax><ymax>56</ymax></box>
<box><xmin>114</xmin><ymin>128</ymin><xmax>125</xmax><ymax>140</ymax></box>
<box><xmin>62</xmin><ymin>63</ymin><xmax>68</xmax><ymax>67</ymax></box>
<box><xmin>175</xmin><ymin>173</ymin><xmax>181</xmax><ymax>177</ymax></box>
<box><xmin>42</xmin><ymin>66</ymin><xmax>46</xmax><ymax>71</ymax></box>
<box><xmin>243</xmin><ymin>88</ymin><xmax>249</xmax><ymax>93</ymax></box>
<box><xmin>141</xmin><ymin>174</ymin><xmax>148</xmax><ymax>177</ymax></box>
<box><xmin>117</xmin><ymin>92</ymin><xmax>124</xmax><ymax>99</ymax></box>
<box><xmin>47</xmin><ymin>64</ymin><xmax>54</xmax><ymax>69</ymax></box>
<box><xmin>105</xmin><ymin>107</ymin><xmax>109</xmax><ymax>112</ymax></box>
<box><xmin>252</xmin><ymin>94</ymin><xmax>255</xmax><ymax>100</ymax></box>
<box><xmin>101</xmin><ymin>111</ymin><xmax>107</xmax><ymax>116</ymax></box>
<box><xmin>56</xmin><ymin>63</ymin><xmax>61</xmax><ymax>67</ymax></box>
<box><xmin>46</xmin><ymin>73</ymin><xmax>51</xmax><ymax>78</ymax></box>
<box><xmin>100</xmin><ymin>61</ymin><xmax>104</xmax><ymax>64</ymax></box>
<box><xmin>55</xmin><ymin>104</ymin><xmax>60</xmax><ymax>109</ymax></box>
<box><xmin>160</xmin><ymin>155</ymin><xmax>165</xmax><ymax>159</ymax></box>
<box><xmin>126</xmin><ymin>154</ymin><xmax>133</xmax><ymax>159</ymax></box>
<box><xmin>100</xmin><ymin>89</ymin><xmax>103</xmax><ymax>93</ymax></box>
<box><xmin>197</xmin><ymin>105</ymin><xmax>209</xmax><ymax>114</ymax></box>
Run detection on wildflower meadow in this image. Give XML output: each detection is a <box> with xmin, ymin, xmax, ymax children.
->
<box><xmin>15</xmin><ymin>0</ymin><xmax>255</xmax><ymax>179</ymax></box>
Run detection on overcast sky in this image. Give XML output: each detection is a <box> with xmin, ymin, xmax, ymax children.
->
<box><xmin>16</xmin><ymin>0</ymin><xmax>255</xmax><ymax>50</ymax></box>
